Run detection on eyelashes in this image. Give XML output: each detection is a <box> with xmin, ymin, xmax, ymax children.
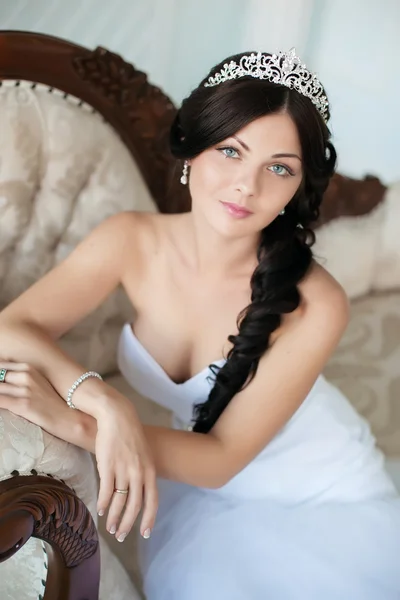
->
<box><xmin>217</xmin><ymin>146</ymin><xmax>296</xmax><ymax>178</ymax></box>
<box><xmin>269</xmin><ymin>164</ymin><xmax>293</xmax><ymax>177</ymax></box>
<box><xmin>218</xmin><ymin>146</ymin><xmax>240</xmax><ymax>159</ymax></box>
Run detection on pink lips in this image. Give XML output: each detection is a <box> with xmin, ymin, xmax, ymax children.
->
<box><xmin>220</xmin><ymin>201</ymin><xmax>253</xmax><ymax>219</ymax></box>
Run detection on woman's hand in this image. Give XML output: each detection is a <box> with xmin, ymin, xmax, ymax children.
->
<box><xmin>0</xmin><ymin>360</ymin><xmax>73</xmax><ymax>436</ymax></box>
<box><xmin>94</xmin><ymin>391</ymin><xmax>158</xmax><ymax>542</ymax></box>
<box><xmin>0</xmin><ymin>361</ymin><xmax>158</xmax><ymax>541</ymax></box>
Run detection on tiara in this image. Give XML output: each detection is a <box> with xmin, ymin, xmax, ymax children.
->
<box><xmin>204</xmin><ymin>48</ymin><xmax>329</xmax><ymax>122</ymax></box>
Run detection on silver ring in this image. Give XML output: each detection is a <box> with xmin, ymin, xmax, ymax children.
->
<box><xmin>114</xmin><ymin>488</ymin><xmax>129</xmax><ymax>495</ymax></box>
<box><xmin>0</xmin><ymin>368</ymin><xmax>8</xmax><ymax>383</ymax></box>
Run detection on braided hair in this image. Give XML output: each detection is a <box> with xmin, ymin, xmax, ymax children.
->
<box><xmin>169</xmin><ymin>52</ymin><xmax>337</xmax><ymax>434</ymax></box>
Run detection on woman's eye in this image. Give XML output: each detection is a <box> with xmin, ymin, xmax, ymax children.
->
<box><xmin>269</xmin><ymin>164</ymin><xmax>292</xmax><ymax>177</ymax></box>
<box><xmin>219</xmin><ymin>147</ymin><xmax>240</xmax><ymax>159</ymax></box>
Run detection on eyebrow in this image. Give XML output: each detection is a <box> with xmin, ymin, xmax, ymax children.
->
<box><xmin>232</xmin><ymin>135</ymin><xmax>302</xmax><ymax>162</ymax></box>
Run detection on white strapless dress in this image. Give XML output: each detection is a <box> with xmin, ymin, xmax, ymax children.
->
<box><xmin>118</xmin><ymin>324</ymin><xmax>400</xmax><ymax>600</ymax></box>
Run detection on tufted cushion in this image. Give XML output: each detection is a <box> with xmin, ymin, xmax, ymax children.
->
<box><xmin>0</xmin><ymin>81</ymin><xmax>157</xmax><ymax>375</ymax></box>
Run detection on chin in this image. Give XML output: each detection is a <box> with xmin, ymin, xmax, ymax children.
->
<box><xmin>209</xmin><ymin>208</ymin><xmax>261</xmax><ymax>239</ymax></box>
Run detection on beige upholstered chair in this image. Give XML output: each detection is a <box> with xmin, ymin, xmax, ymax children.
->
<box><xmin>0</xmin><ymin>29</ymin><xmax>399</xmax><ymax>599</ymax></box>
<box><xmin>0</xmin><ymin>29</ymin><xmax>188</xmax><ymax>599</ymax></box>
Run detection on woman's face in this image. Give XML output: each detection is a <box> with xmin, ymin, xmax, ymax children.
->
<box><xmin>188</xmin><ymin>112</ymin><xmax>303</xmax><ymax>237</ymax></box>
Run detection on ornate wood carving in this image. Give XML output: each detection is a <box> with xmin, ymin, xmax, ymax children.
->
<box><xmin>0</xmin><ymin>30</ymin><xmax>190</xmax><ymax>214</ymax></box>
<box><xmin>72</xmin><ymin>46</ymin><xmax>150</xmax><ymax>107</ymax></box>
<box><xmin>72</xmin><ymin>46</ymin><xmax>188</xmax><ymax>212</ymax></box>
<box><xmin>0</xmin><ymin>474</ymin><xmax>100</xmax><ymax>599</ymax></box>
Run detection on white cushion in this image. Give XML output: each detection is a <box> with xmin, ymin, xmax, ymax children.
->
<box><xmin>314</xmin><ymin>204</ymin><xmax>385</xmax><ymax>299</ymax></box>
<box><xmin>314</xmin><ymin>181</ymin><xmax>400</xmax><ymax>300</ymax></box>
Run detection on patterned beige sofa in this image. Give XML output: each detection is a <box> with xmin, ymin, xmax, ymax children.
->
<box><xmin>0</xmin><ymin>71</ymin><xmax>157</xmax><ymax>600</ymax></box>
<box><xmin>0</xmin><ymin>32</ymin><xmax>399</xmax><ymax>599</ymax></box>
<box><xmin>314</xmin><ymin>184</ymin><xmax>400</xmax><ymax>462</ymax></box>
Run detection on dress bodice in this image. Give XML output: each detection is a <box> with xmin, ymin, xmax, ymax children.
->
<box><xmin>117</xmin><ymin>323</ymin><xmax>396</xmax><ymax>502</ymax></box>
<box><xmin>117</xmin><ymin>323</ymin><xmax>225</xmax><ymax>427</ymax></box>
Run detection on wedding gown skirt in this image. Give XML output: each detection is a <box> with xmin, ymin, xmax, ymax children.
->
<box><xmin>118</xmin><ymin>323</ymin><xmax>400</xmax><ymax>600</ymax></box>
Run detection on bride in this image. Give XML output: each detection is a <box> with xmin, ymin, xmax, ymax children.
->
<box><xmin>0</xmin><ymin>49</ymin><xmax>399</xmax><ymax>599</ymax></box>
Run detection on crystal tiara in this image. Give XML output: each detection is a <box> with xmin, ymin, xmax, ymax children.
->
<box><xmin>204</xmin><ymin>48</ymin><xmax>329</xmax><ymax>122</ymax></box>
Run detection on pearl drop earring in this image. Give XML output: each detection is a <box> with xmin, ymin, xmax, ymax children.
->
<box><xmin>280</xmin><ymin>208</ymin><xmax>285</xmax><ymax>216</ymax></box>
<box><xmin>180</xmin><ymin>161</ymin><xmax>189</xmax><ymax>185</ymax></box>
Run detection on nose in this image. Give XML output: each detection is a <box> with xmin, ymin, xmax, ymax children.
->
<box><xmin>234</xmin><ymin>166</ymin><xmax>259</xmax><ymax>198</ymax></box>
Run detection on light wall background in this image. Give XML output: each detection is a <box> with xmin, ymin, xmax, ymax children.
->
<box><xmin>0</xmin><ymin>0</ymin><xmax>399</xmax><ymax>184</ymax></box>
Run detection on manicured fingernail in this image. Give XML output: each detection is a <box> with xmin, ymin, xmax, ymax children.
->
<box><xmin>117</xmin><ymin>533</ymin><xmax>127</xmax><ymax>543</ymax></box>
<box><xmin>109</xmin><ymin>525</ymin><xmax>116</xmax><ymax>535</ymax></box>
<box><xmin>97</xmin><ymin>510</ymin><xmax>104</xmax><ymax>517</ymax></box>
<box><xmin>142</xmin><ymin>528</ymin><xmax>151</xmax><ymax>539</ymax></box>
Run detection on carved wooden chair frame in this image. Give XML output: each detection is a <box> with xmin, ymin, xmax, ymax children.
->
<box><xmin>0</xmin><ymin>29</ymin><xmax>192</xmax><ymax>599</ymax></box>
<box><xmin>0</xmin><ymin>474</ymin><xmax>100</xmax><ymax>599</ymax></box>
<box><xmin>0</xmin><ymin>30</ymin><xmax>190</xmax><ymax>214</ymax></box>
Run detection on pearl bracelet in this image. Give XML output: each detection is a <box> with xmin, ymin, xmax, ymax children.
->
<box><xmin>66</xmin><ymin>371</ymin><xmax>103</xmax><ymax>409</ymax></box>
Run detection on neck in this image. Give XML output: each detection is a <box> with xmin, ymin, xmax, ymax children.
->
<box><xmin>183</xmin><ymin>210</ymin><xmax>259</xmax><ymax>279</ymax></box>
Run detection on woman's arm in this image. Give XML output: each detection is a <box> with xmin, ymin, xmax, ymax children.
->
<box><xmin>55</xmin><ymin>273</ymin><xmax>350</xmax><ymax>489</ymax></box>
<box><xmin>0</xmin><ymin>212</ymin><xmax>138</xmax><ymax>414</ymax></box>
<box><xmin>0</xmin><ymin>212</ymin><xmax>158</xmax><ymax>541</ymax></box>
<box><xmin>1</xmin><ymin>271</ymin><xmax>348</xmax><ymax>495</ymax></box>
<box><xmin>70</xmin><ymin>412</ymin><xmax>225</xmax><ymax>487</ymax></box>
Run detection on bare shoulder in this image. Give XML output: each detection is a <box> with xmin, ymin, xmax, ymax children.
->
<box><xmin>114</xmin><ymin>210</ymin><xmax>188</xmax><ymax>280</ymax></box>
<box><xmin>106</xmin><ymin>210</ymin><xmax>181</xmax><ymax>255</ymax></box>
<box><xmin>275</xmin><ymin>261</ymin><xmax>350</xmax><ymax>344</ymax></box>
<box><xmin>104</xmin><ymin>210</ymin><xmax>156</xmax><ymax>240</ymax></box>
<box><xmin>0</xmin><ymin>210</ymin><xmax>176</xmax><ymax>337</ymax></box>
<box><xmin>288</xmin><ymin>260</ymin><xmax>350</xmax><ymax>346</ymax></box>
<box><xmin>116</xmin><ymin>210</ymin><xmax>185</xmax><ymax>240</ymax></box>
<box><xmin>300</xmin><ymin>261</ymin><xmax>350</xmax><ymax>324</ymax></box>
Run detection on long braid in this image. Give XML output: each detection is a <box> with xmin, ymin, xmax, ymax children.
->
<box><xmin>168</xmin><ymin>51</ymin><xmax>337</xmax><ymax>434</ymax></box>
<box><xmin>193</xmin><ymin>143</ymin><xmax>336</xmax><ymax>434</ymax></box>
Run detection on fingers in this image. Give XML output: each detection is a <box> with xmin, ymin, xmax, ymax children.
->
<box><xmin>97</xmin><ymin>463</ymin><xmax>114</xmax><ymax>518</ymax></box>
<box><xmin>107</xmin><ymin>483</ymin><xmax>132</xmax><ymax>541</ymax></box>
<box><xmin>0</xmin><ymin>371</ymin><xmax>33</xmax><ymax>397</ymax></box>
<box><xmin>140</xmin><ymin>468</ymin><xmax>158</xmax><ymax>539</ymax></box>
<box><xmin>0</xmin><ymin>364</ymin><xmax>33</xmax><ymax>411</ymax></box>
<box><xmin>100</xmin><ymin>466</ymin><xmax>158</xmax><ymax>543</ymax></box>
<box><xmin>0</xmin><ymin>394</ymin><xmax>32</xmax><ymax>418</ymax></box>
<box><xmin>107</xmin><ymin>466</ymin><xmax>158</xmax><ymax>542</ymax></box>
<box><xmin>0</xmin><ymin>362</ymin><xmax>30</xmax><ymax>372</ymax></box>
<box><xmin>0</xmin><ymin>393</ymin><xmax>17</xmax><ymax>408</ymax></box>
<box><xmin>114</xmin><ymin>474</ymin><xmax>143</xmax><ymax>542</ymax></box>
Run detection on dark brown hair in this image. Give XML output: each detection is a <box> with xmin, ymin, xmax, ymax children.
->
<box><xmin>169</xmin><ymin>52</ymin><xmax>336</xmax><ymax>433</ymax></box>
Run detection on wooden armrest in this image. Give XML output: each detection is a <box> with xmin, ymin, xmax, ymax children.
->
<box><xmin>0</xmin><ymin>474</ymin><xmax>100</xmax><ymax>600</ymax></box>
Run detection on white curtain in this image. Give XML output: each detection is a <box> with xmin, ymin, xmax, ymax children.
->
<box><xmin>240</xmin><ymin>0</ymin><xmax>316</xmax><ymax>57</ymax></box>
